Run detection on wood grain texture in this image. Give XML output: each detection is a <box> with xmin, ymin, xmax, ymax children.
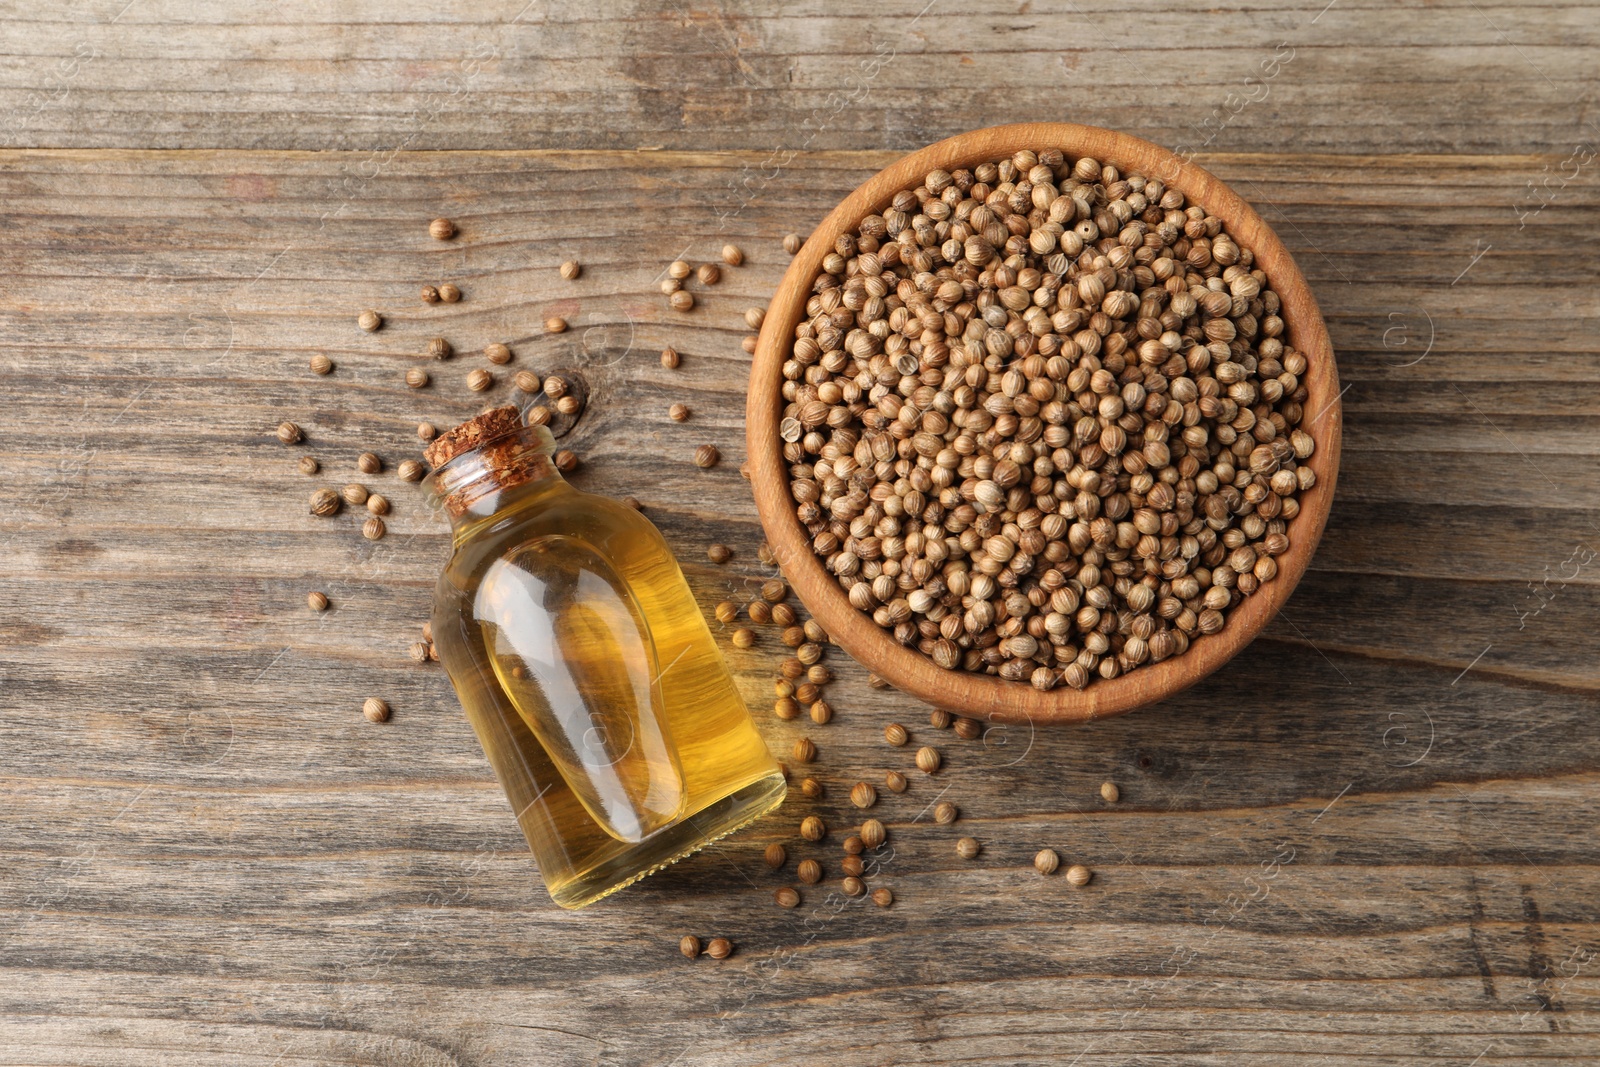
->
<box><xmin>0</xmin><ymin>144</ymin><xmax>1596</xmax><ymax>1065</ymax></box>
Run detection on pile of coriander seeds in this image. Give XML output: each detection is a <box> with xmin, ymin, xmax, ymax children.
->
<box><xmin>778</xmin><ymin>149</ymin><xmax>1316</xmax><ymax>691</ymax></box>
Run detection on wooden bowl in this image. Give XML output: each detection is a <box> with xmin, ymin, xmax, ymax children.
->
<box><xmin>746</xmin><ymin>123</ymin><xmax>1341</xmax><ymax>724</ymax></box>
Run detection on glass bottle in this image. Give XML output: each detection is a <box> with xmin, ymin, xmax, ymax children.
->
<box><xmin>425</xmin><ymin>407</ymin><xmax>786</xmax><ymax>909</ymax></box>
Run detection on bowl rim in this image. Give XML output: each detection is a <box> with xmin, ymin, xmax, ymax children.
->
<box><xmin>745</xmin><ymin>122</ymin><xmax>1341</xmax><ymax>724</ymax></box>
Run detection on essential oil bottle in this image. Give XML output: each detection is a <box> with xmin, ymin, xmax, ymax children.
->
<box><xmin>425</xmin><ymin>407</ymin><xmax>786</xmax><ymax>908</ymax></box>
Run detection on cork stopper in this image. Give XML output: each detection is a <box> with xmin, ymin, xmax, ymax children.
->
<box><xmin>425</xmin><ymin>405</ymin><xmax>523</xmax><ymax>469</ymax></box>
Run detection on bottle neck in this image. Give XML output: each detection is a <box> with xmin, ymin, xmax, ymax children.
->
<box><xmin>427</xmin><ymin>424</ymin><xmax>562</xmax><ymax>543</ymax></box>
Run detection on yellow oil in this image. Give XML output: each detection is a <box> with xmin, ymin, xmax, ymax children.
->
<box><xmin>431</xmin><ymin>455</ymin><xmax>786</xmax><ymax>909</ymax></box>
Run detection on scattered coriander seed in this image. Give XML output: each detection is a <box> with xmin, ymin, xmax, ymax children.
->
<box><xmin>397</xmin><ymin>459</ymin><xmax>425</xmax><ymax>483</ymax></box>
<box><xmin>356</xmin><ymin>452</ymin><xmax>381</xmax><ymax>475</ymax></box>
<box><xmin>715</xmin><ymin>601</ymin><xmax>738</xmax><ymax>624</ymax></box>
<box><xmin>779</xmin><ymin>657</ymin><xmax>805</xmax><ymax>679</ymax></box>
<box><xmin>775</xmin><ymin>887</ymin><xmax>800</xmax><ymax>908</ymax></box>
<box><xmin>747</xmin><ymin>600</ymin><xmax>772</xmax><ymax>624</ymax></box>
<box><xmin>953</xmin><ymin>717</ymin><xmax>983</xmax><ymax>741</ymax></box>
<box><xmin>802</xmin><ymin>620</ymin><xmax>827</xmax><ymax>643</ymax></box>
<box><xmin>544</xmin><ymin>376</ymin><xmax>567</xmax><ymax>399</ymax></box>
<box><xmin>428</xmin><ymin>337</ymin><xmax>452</xmax><ymax>360</ymax></box>
<box><xmin>694</xmin><ymin>444</ymin><xmax>720</xmax><ymax>468</ymax></box>
<box><xmin>408</xmin><ymin>641</ymin><xmax>429</xmax><ymax>663</ymax></box>
<box><xmin>842</xmin><ymin>835</ymin><xmax>865</xmax><ymax>856</ymax></box>
<box><xmin>761</xmin><ymin>579</ymin><xmax>787</xmax><ymax>603</ymax></box>
<box><xmin>915</xmin><ymin>746</ymin><xmax>942</xmax><ymax>774</ymax></box>
<box><xmin>807</xmin><ymin>664</ymin><xmax>831</xmax><ymax>684</ymax></box>
<box><xmin>363</xmin><ymin>516</ymin><xmax>386</xmax><ymax>541</ymax></box>
<box><xmin>697</xmin><ymin>262</ymin><xmax>721</xmax><ymax>286</ymax></box>
<box><xmin>809</xmin><ymin>701</ymin><xmax>831</xmax><ymax>725</ymax></box>
<box><xmin>841</xmin><ymin>855</ymin><xmax>864</xmax><ymax>878</ymax></box>
<box><xmin>782</xmin><ymin>233</ymin><xmax>802</xmax><ymax>254</ymax></box>
<box><xmin>732</xmin><ymin>628</ymin><xmax>755</xmax><ymax>649</ymax></box>
<box><xmin>860</xmin><ymin>819</ymin><xmax>886</xmax><ymax>850</ymax></box>
<box><xmin>423</xmin><ymin>621</ymin><xmax>432</xmax><ymax>642</ymax></box>
<box><xmin>277</xmin><ymin>421</ymin><xmax>303</xmax><ymax>445</ymax></box>
<box><xmin>310</xmin><ymin>354</ymin><xmax>333</xmax><ymax>375</ymax></box>
<box><xmin>707</xmin><ymin>543</ymin><xmax>731</xmax><ymax>564</ymax></box>
<box><xmin>417</xmin><ymin>423</ymin><xmax>437</xmax><ymax>441</ymax></box>
<box><xmin>467</xmin><ymin>369</ymin><xmax>493</xmax><ymax>392</ymax></box>
<box><xmin>1066</xmin><ymin>864</ymin><xmax>1093</xmax><ymax>886</ymax></box>
<box><xmin>797</xmin><ymin>859</ymin><xmax>822</xmax><ymax>885</ymax></box>
<box><xmin>421</xmin><ymin>285</ymin><xmax>440</xmax><ymax>304</ymax></box>
<box><xmin>363</xmin><ymin>697</ymin><xmax>390</xmax><ymax>723</ymax></box>
<box><xmin>1101</xmin><ymin>781</ymin><xmax>1121</xmax><ymax>803</ymax></box>
<box><xmin>884</xmin><ymin>770</ymin><xmax>908</xmax><ymax>793</ymax></box>
<box><xmin>1034</xmin><ymin>849</ymin><xmax>1060</xmax><ymax>876</ymax></box>
<box><xmin>660</xmin><ymin>277</ymin><xmax>682</xmax><ymax>295</ymax></box>
<box><xmin>438</xmin><ymin>284</ymin><xmax>461</xmax><ymax>303</ymax></box>
<box><xmin>884</xmin><ymin>723</ymin><xmax>908</xmax><ymax>747</ymax></box>
<box><xmin>406</xmin><ymin>368</ymin><xmax>431</xmax><ymax>389</ymax></box>
<box><xmin>771</xmin><ymin>603</ymin><xmax>797</xmax><ymax>627</ymax></box>
<box><xmin>705</xmin><ymin>937</ymin><xmax>733</xmax><ymax>960</ymax></box>
<box><xmin>867</xmin><ymin>674</ymin><xmax>890</xmax><ymax>690</ymax></box>
<box><xmin>298</xmin><ymin>456</ymin><xmax>320</xmax><ymax>475</ymax></box>
<box><xmin>934</xmin><ymin>801</ymin><xmax>958</xmax><ymax>825</ymax></box>
<box><xmin>930</xmin><ymin>709</ymin><xmax>953</xmax><ymax>730</ymax></box>
<box><xmin>514</xmin><ymin>371</ymin><xmax>542</xmax><ymax>394</ymax></box>
<box><xmin>842</xmin><ymin>876</ymin><xmax>865</xmax><ymax>897</ymax></box>
<box><xmin>427</xmin><ymin>644</ymin><xmax>439</xmax><ymax>661</ymax></box>
<box><xmin>307</xmin><ymin>591</ymin><xmax>329</xmax><ymax>612</ymax></box>
<box><xmin>956</xmin><ymin>838</ymin><xmax>980</xmax><ymax>860</ymax></box>
<box><xmin>341</xmin><ymin>483</ymin><xmax>369</xmax><ymax>506</ymax></box>
<box><xmin>668</xmin><ymin>259</ymin><xmax>692</xmax><ymax>280</ymax></box>
<box><xmin>553</xmin><ymin>450</ymin><xmax>579</xmax><ymax>472</ymax></box>
<box><xmin>741</xmin><ymin>335</ymin><xmax>758</xmax><ymax>355</ymax></box>
<box><xmin>429</xmin><ymin>217</ymin><xmax>455</xmax><ymax>240</ymax></box>
<box><xmin>721</xmin><ymin>244</ymin><xmax>743</xmax><ymax>266</ymax></box>
<box><xmin>799</xmin><ymin>776</ymin><xmax>823</xmax><ymax>799</ymax></box>
<box><xmin>679</xmin><ymin>935</ymin><xmax>700</xmax><ymax>959</ymax></box>
<box><xmin>660</xmin><ymin>347</ymin><xmax>680</xmax><ymax>369</ymax></box>
<box><xmin>743</xmin><ymin>306</ymin><xmax>765</xmax><ymax>330</ymax></box>
<box><xmin>527</xmin><ymin>405</ymin><xmax>552</xmax><ymax>426</ymax></box>
<box><xmin>850</xmin><ymin>782</ymin><xmax>877</xmax><ymax>809</ymax></box>
<box><xmin>764</xmin><ymin>842</ymin><xmax>787</xmax><ymax>869</ymax></box>
<box><xmin>781</xmin><ymin>626</ymin><xmax>806</xmax><ymax>649</ymax></box>
<box><xmin>670</xmin><ymin>290</ymin><xmax>695</xmax><ymax>312</ymax></box>
<box><xmin>800</xmin><ymin>815</ymin><xmax>826</xmax><ymax>842</ymax></box>
<box><xmin>776</xmin><ymin>678</ymin><xmax>796</xmax><ymax>698</ymax></box>
<box><xmin>366</xmin><ymin>494</ymin><xmax>390</xmax><ymax>516</ymax></box>
<box><xmin>559</xmin><ymin>260</ymin><xmax>581</xmax><ymax>280</ymax></box>
<box><xmin>624</xmin><ymin>496</ymin><xmax>643</xmax><ymax>510</ymax></box>
<box><xmin>871</xmin><ymin>887</ymin><xmax>893</xmax><ymax>907</ymax></box>
<box><xmin>357</xmin><ymin>309</ymin><xmax>381</xmax><ymax>332</ymax></box>
<box><xmin>555</xmin><ymin>395</ymin><xmax>580</xmax><ymax>415</ymax></box>
<box><xmin>669</xmin><ymin>402</ymin><xmax>690</xmax><ymax>422</ymax></box>
<box><xmin>793</xmin><ymin>737</ymin><xmax>817</xmax><ymax>763</ymax></box>
<box><xmin>756</xmin><ymin>542</ymin><xmax>776</xmax><ymax>565</ymax></box>
<box><xmin>774</xmin><ymin>697</ymin><xmax>800</xmax><ymax>720</ymax></box>
<box><xmin>544</xmin><ymin>316</ymin><xmax>567</xmax><ymax>334</ymax></box>
<box><xmin>309</xmin><ymin>488</ymin><xmax>342</xmax><ymax>516</ymax></box>
<box><xmin>483</xmin><ymin>343</ymin><xmax>512</xmax><ymax>365</ymax></box>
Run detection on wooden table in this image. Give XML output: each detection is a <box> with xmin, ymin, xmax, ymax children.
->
<box><xmin>3</xmin><ymin>4</ymin><xmax>1597</xmax><ymax>1064</ymax></box>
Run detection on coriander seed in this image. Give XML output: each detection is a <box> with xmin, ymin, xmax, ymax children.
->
<box><xmin>799</xmin><ymin>777</ymin><xmax>823</xmax><ymax>799</ymax></box>
<box><xmin>1066</xmin><ymin>864</ymin><xmax>1093</xmax><ymax>886</ymax></box>
<box><xmin>705</xmin><ymin>937</ymin><xmax>732</xmax><ymax>960</ymax></box>
<box><xmin>842</xmin><ymin>836</ymin><xmax>864</xmax><ymax>856</ymax></box>
<box><xmin>310</xmin><ymin>354</ymin><xmax>333</xmax><ymax>375</ymax></box>
<box><xmin>553</xmin><ymin>450</ymin><xmax>578</xmax><ymax>471</ymax></box>
<box><xmin>871</xmin><ymin>887</ymin><xmax>893</xmax><ymax>907</ymax></box>
<box><xmin>934</xmin><ymin>801</ymin><xmax>958</xmax><ymax>825</ymax></box>
<box><xmin>714</xmin><ymin>601</ymin><xmax>738</xmax><ymax>624</ymax></box>
<box><xmin>660</xmin><ymin>278</ymin><xmax>681</xmax><ymax>295</ymax></box>
<box><xmin>438</xmin><ymin>284</ymin><xmax>461</xmax><ymax>303</ymax></box>
<box><xmin>559</xmin><ymin>260</ymin><xmax>580</xmax><ymax>280</ymax></box>
<box><xmin>841</xmin><ymin>855</ymin><xmax>864</xmax><ymax>878</ymax></box>
<box><xmin>800</xmin><ymin>815</ymin><xmax>826</xmax><ymax>842</ymax></box>
<box><xmin>956</xmin><ymin>837</ymin><xmax>980</xmax><ymax>860</ymax></box>
<box><xmin>544</xmin><ymin>316</ymin><xmax>567</xmax><ymax>334</ymax></box>
<box><xmin>930</xmin><ymin>709</ymin><xmax>953</xmax><ymax>730</ymax></box>
<box><xmin>484</xmin><ymin>343</ymin><xmax>512</xmax><ymax>365</ymax></box>
<box><xmin>764</xmin><ymin>842</ymin><xmax>787</xmax><ymax>869</ymax></box>
<box><xmin>743</xmin><ymin>306</ymin><xmax>765</xmax><ymax>330</ymax></box>
<box><xmin>732</xmin><ymin>628</ymin><xmax>755</xmax><ymax>649</ymax></box>
<box><xmin>363</xmin><ymin>697</ymin><xmax>390</xmax><ymax>723</ymax></box>
<box><xmin>356</xmin><ymin>452</ymin><xmax>380</xmax><ymax>475</ymax></box>
<box><xmin>884</xmin><ymin>723</ymin><xmax>908</xmax><ymax>747</ymax></box>
<box><xmin>408</xmin><ymin>641</ymin><xmax>429</xmax><ymax>663</ymax></box>
<box><xmin>428</xmin><ymin>337</ymin><xmax>452</xmax><ymax>360</ymax></box>
<box><xmin>527</xmin><ymin>406</ymin><xmax>552</xmax><ymax>426</ymax></box>
<box><xmin>421</xmin><ymin>285</ymin><xmax>440</xmax><ymax>304</ymax></box>
<box><xmin>774</xmin><ymin>697</ymin><xmax>799</xmax><ymax>720</ymax></box>
<box><xmin>771</xmin><ymin>605</ymin><xmax>797</xmax><ymax>628</ymax></box>
<box><xmin>850</xmin><ymin>782</ymin><xmax>877</xmax><ymax>809</ymax></box>
<box><xmin>809</xmin><ymin>701</ymin><xmax>831</xmax><ymax>724</ymax></box>
<box><xmin>860</xmin><ymin>819</ymin><xmax>886</xmax><ymax>849</ymax></box>
<box><xmin>775</xmin><ymin>887</ymin><xmax>800</xmax><ymax>908</ymax></box>
<box><xmin>782</xmin><ymin>233</ymin><xmax>801</xmax><ymax>254</ymax></box>
<box><xmin>357</xmin><ymin>309</ymin><xmax>381</xmax><ymax>332</ymax></box>
<box><xmin>397</xmin><ymin>459</ymin><xmax>424</xmax><ymax>483</ymax></box>
<box><xmin>792</xmin><ymin>737</ymin><xmax>816</xmax><ymax>763</ymax></box>
<box><xmin>544</xmin><ymin>376</ymin><xmax>567</xmax><ymax>399</ymax></box>
<box><xmin>954</xmin><ymin>717</ymin><xmax>983</xmax><ymax>741</ymax></box>
<box><xmin>514</xmin><ymin>371</ymin><xmax>541</xmax><ymax>393</ymax></box>
<box><xmin>670</xmin><ymin>290</ymin><xmax>694</xmax><ymax>312</ymax></box>
<box><xmin>416</xmin><ymin>423</ymin><xmax>437</xmax><ymax>441</ymax></box>
<box><xmin>310</xmin><ymin>488</ymin><xmax>342</xmax><ymax>516</ymax></box>
<box><xmin>797</xmin><ymin>859</ymin><xmax>822</xmax><ymax>884</ymax></box>
<box><xmin>915</xmin><ymin>746</ymin><xmax>942</xmax><ymax>774</ymax></box>
<box><xmin>747</xmin><ymin>600</ymin><xmax>772</xmax><ymax>624</ymax></box>
<box><xmin>341</xmin><ymin>483</ymin><xmax>369</xmax><ymax>506</ymax></box>
<box><xmin>1034</xmin><ymin>849</ymin><xmax>1060</xmax><ymax>876</ymax></box>
<box><xmin>760</xmin><ymin>579</ymin><xmax>787</xmax><ymax>603</ymax></box>
<box><xmin>277</xmin><ymin>421</ymin><xmax>303</xmax><ymax>445</ymax></box>
<box><xmin>1101</xmin><ymin>782</ymin><xmax>1120</xmax><ymax>803</ymax></box>
<box><xmin>660</xmin><ymin>347</ymin><xmax>680</xmax><ymax>369</ymax></box>
<box><xmin>669</xmin><ymin>403</ymin><xmax>690</xmax><ymax>422</ymax></box>
<box><xmin>429</xmin><ymin>217</ymin><xmax>455</xmax><ymax>240</ymax></box>
<box><xmin>693</xmin><ymin>444</ymin><xmax>719</xmax><ymax>468</ymax></box>
<box><xmin>466</xmin><ymin>369</ymin><xmax>493</xmax><ymax>392</ymax></box>
<box><xmin>623</xmin><ymin>496</ymin><xmax>642</xmax><ymax>510</ymax></box>
<box><xmin>680</xmin><ymin>935</ymin><xmax>700</xmax><ymax>959</ymax></box>
<box><xmin>721</xmin><ymin>244</ymin><xmax>743</xmax><ymax>266</ymax></box>
<box><xmin>841</xmin><ymin>876</ymin><xmax>865</xmax><ymax>897</ymax></box>
<box><xmin>741</xmin><ymin>335</ymin><xmax>758</xmax><ymax>354</ymax></box>
<box><xmin>668</xmin><ymin>259</ymin><xmax>691</xmax><ymax>280</ymax></box>
<box><xmin>556</xmin><ymin>395</ymin><xmax>580</xmax><ymax>415</ymax></box>
<box><xmin>363</xmin><ymin>516</ymin><xmax>386</xmax><ymax>540</ymax></box>
<box><xmin>707</xmin><ymin>543</ymin><xmax>731</xmax><ymax>563</ymax></box>
<box><xmin>298</xmin><ymin>456</ymin><xmax>320</xmax><ymax>475</ymax></box>
<box><xmin>366</xmin><ymin>494</ymin><xmax>390</xmax><ymax>516</ymax></box>
<box><xmin>696</xmin><ymin>262</ymin><xmax>720</xmax><ymax>286</ymax></box>
<box><xmin>307</xmin><ymin>591</ymin><xmax>329</xmax><ymax>612</ymax></box>
<box><xmin>884</xmin><ymin>770</ymin><xmax>907</xmax><ymax>794</ymax></box>
<box><xmin>406</xmin><ymin>368</ymin><xmax>430</xmax><ymax>389</ymax></box>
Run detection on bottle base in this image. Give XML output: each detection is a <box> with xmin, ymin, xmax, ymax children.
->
<box><xmin>545</xmin><ymin>771</ymin><xmax>788</xmax><ymax>909</ymax></box>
